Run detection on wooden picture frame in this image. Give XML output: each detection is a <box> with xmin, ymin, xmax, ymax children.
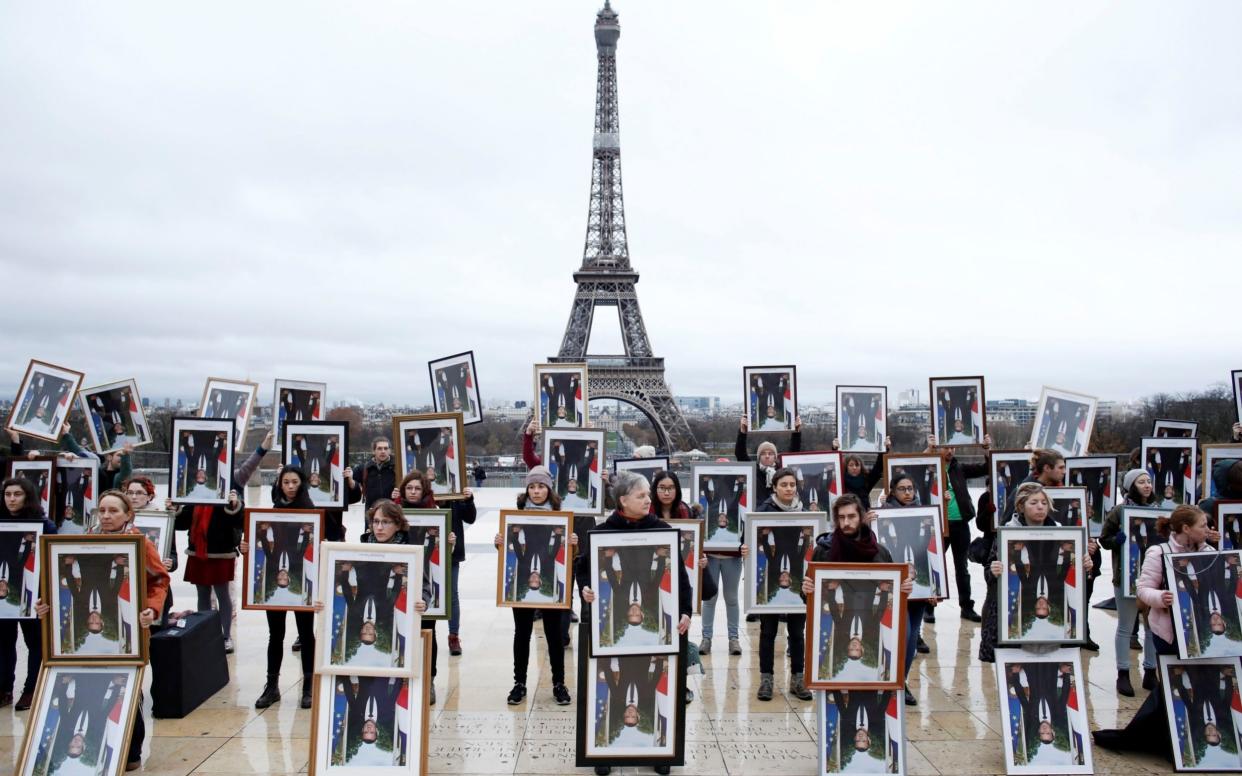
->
<box><xmin>997</xmin><ymin>526</ymin><xmax>1088</xmax><ymax>647</ymax></box>
<box><xmin>542</xmin><ymin>428</ymin><xmax>607</xmax><ymax>516</ymax></box>
<box><xmin>1153</xmin><ymin>418</ymin><xmax>1199</xmax><ymax>439</ymax></box>
<box><xmin>15</xmin><ymin>664</ymin><xmax>144</xmax><ymax>776</ymax></box>
<box><xmin>588</xmin><ymin>528</ymin><xmax>680</xmax><ymax>657</ymax></box>
<box><xmin>744</xmin><ymin>512</ymin><xmax>826</xmax><ymax>615</ymax></box>
<box><xmin>0</xmin><ymin>521</ymin><xmax>44</xmax><ymax>619</ymax></box>
<box><xmin>667</xmin><ymin>519</ymin><xmax>704</xmax><ymax>615</ymax></box>
<box><xmin>401</xmin><ymin>509</ymin><xmax>452</xmax><ymax>621</ymax></box>
<box><xmin>691</xmin><ymin>462</ymin><xmax>755</xmax><ymax>553</ymax></box>
<box><xmin>168</xmin><ymin>417</ymin><xmax>235</xmax><ymax>506</ymax></box>
<box><xmin>1142</xmin><ymin>436</ymin><xmax>1199</xmax><ymax>505</ymax></box>
<box><xmin>197</xmin><ymin>377</ymin><xmax>259</xmax><ymax>452</ymax></box>
<box><xmin>1164</xmin><ymin>549</ymin><xmax>1242</xmax><ymax>660</ymax></box>
<box><xmin>1043</xmin><ymin>487</ymin><xmax>1089</xmax><ymax>531</ymax></box>
<box><xmin>284</xmin><ymin>420</ymin><xmax>350</xmax><ymax>509</ymax></box>
<box><xmin>883</xmin><ymin>455</ymin><xmax>948</xmax><ymax>532</ymax></box>
<box><xmin>576</xmin><ymin>642</ymin><xmax>686</xmax><ymax>767</ymax></box>
<box><xmin>1030</xmin><ymin>386</ymin><xmax>1097</xmax><ymax>457</ymax></box>
<box><xmin>991</xmin><ymin>450</ymin><xmax>1033</xmax><ymax>529</ymax></box>
<box><xmin>1203</xmin><ymin>445</ymin><xmax>1242</xmax><ymax>502</ymax></box>
<box><xmin>7</xmin><ymin>456</ymin><xmax>56</xmax><ymax>528</ymax></box>
<box><xmin>5</xmin><ymin>359</ymin><xmax>85</xmax><ymax>443</ymax></box>
<box><xmin>818</xmin><ymin>688</ymin><xmax>907</xmax><ymax>776</ymax></box>
<box><xmin>1159</xmin><ymin>655</ymin><xmax>1242</xmax><ymax>772</ymax></box>
<box><xmin>874</xmin><ymin>506</ymin><xmax>947</xmax><ymax>601</ymax></box>
<box><xmin>534</xmin><ymin>363</ymin><xmax>589</xmax><ymax>428</ymax></box>
<box><xmin>392</xmin><ymin>413</ymin><xmax>467</xmax><ymax>501</ymax></box>
<box><xmin>309</xmin><ymin>630</ymin><xmax>432</xmax><ymax>775</ymax></box>
<box><xmin>495</xmin><ymin>510</ymin><xmax>575</xmax><ymax>610</ymax></box>
<box><xmin>779</xmin><ymin>451</ymin><xmax>843</xmax><ymax>513</ymax></box>
<box><xmin>995</xmin><ymin>647</ymin><xmax>1093</xmax><ymax>774</ymax></box>
<box><xmin>1121</xmin><ymin>506</ymin><xmax>1173</xmax><ymax>598</ymax></box>
<box><xmin>836</xmin><ymin>385</ymin><xmax>887</xmax><ymax>454</ymax></box>
<box><xmin>132</xmin><ymin>510</ymin><xmax>175</xmax><ymax>563</ymax></box>
<box><xmin>744</xmin><ymin>365</ymin><xmax>798</xmax><ymax>433</ymax></box>
<box><xmin>316</xmin><ymin>542</ymin><xmax>424</xmax><ymax>678</ymax></box>
<box><xmin>929</xmin><ymin>375</ymin><xmax>986</xmax><ymax>447</ymax></box>
<box><xmin>242</xmin><ymin>508</ymin><xmax>325</xmax><ymax>612</ymax></box>
<box><xmin>78</xmin><ymin>378</ymin><xmax>152</xmax><ymax>453</ymax></box>
<box><xmin>41</xmin><ymin>534</ymin><xmax>148</xmax><ymax>664</ymax></box>
<box><xmin>272</xmin><ymin>379</ymin><xmax>328</xmax><ymax>453</ymax></box>
<box><xmin>804</xmin><ymin>561</ymin><xmax>908</xmax><ymax>691</ymax></box>
<box><xmin>1064</xmin><ymin>456</ymin><xmax>1117</xmax><ymax>539</ymax></box>
<box><xmin>613</xmin><ymin>457</ymin><xmax>670</xmax><ymax>487</ymax></box>
<box><xmin>428</xmin><ymin>350</ymin><xmax>483</xmax><ymax>426</ymax></box>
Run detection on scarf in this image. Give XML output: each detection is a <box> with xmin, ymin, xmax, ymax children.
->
<box><xmin>523</xmin><ymin>500</ymin><xmax>552</xmax><ymax>511</ymax></box>
<box><xmin>826</xmin><ymin>523</ymin><xmax>880</xmax><ymax>562</ymax></box>
<box><xmin>772</xmin><ymin>495</ymin><xmax>804</xmax><ymax>512</ymax></box>
<box><xmin>191</xmin><ymin>505</ymin><xmax>215</xmax><ymax>559</ymax></box>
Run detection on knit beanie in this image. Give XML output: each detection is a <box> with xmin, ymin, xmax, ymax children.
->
<box><xmin>1122</xmin><ymin>468</ymin><xmax>1147</xmax><ymax>495</ymax></box>
<box><xmin>756</xmin><ymin>441</ymin><xmax>778</xmax><ymax>460</ymax></box>
<box><xmin>526</xmin><ymin>465</ymin><xmax>554</xmax><ymax>490</ymax></box>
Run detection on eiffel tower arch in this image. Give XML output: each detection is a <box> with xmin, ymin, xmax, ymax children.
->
<box><xmin>550</xmin><ymin>1</ymin><xmax>697</xmax><ymax>454</ymax></box>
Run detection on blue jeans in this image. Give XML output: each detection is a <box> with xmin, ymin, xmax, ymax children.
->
<box><xmin>905</xmin><ymin>600</ymin><xmax>928</xmax><ymax>678</ymax></box>
<box><xmin>448</xmin><ymin>560</ymin><xmax>462</xmax><ymax>636</ymax></box>
<box><xmin>702</xmin><ymin>556</ymin><xmax>742</xmax><ymax>639</ymax></box>
<box><xmin>1113</xmin><ymin>583</ymin><xmax>1155</xmax><ymax>672</ymax></box>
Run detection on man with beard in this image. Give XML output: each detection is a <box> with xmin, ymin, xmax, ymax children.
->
<box><xmin>1007</xmin><ymin>662</ymin><xmax>1075</xmax><ymax>766</ymax></box>
<box><xmin>601</xmin><ymin>655</ymin><xmax>667</xmax><ymax>748</ymax></box>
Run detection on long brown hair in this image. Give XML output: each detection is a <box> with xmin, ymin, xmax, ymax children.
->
<box><xmin>398</xmin><ymin>471</ymin><xmax>436</xmax><ymax>508</ymax></box>
<box><xmin>1156</xmin><ymin>504</ymin><xmax>1205</xmax><ymax>539</ymax></box>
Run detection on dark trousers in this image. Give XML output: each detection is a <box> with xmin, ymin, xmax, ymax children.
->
<box><xmin>947</xmin><ymin>519</ymin><xmax>974</xmax><ymax>609</ymax></box>
<box><xmin>420</xmin><ymin>620</ymin><xmax>439</xmax><ymax>677</ymax></box>
<box><xmin>0</xmin><ymin>619</ymin><xmax>41</xmax><ymax>695</ymax></box>
<box><xmin>758</xmin><ymin>613</ymin><xmax>805</xmax><ymax>675</ymax></box>
<box><xmin>265</xmin><ymin>610</ymin><xmax>314</xmax><ymax>677</ymax></box>
<box><xmin>128</xmin><ymin>703</ymin><xmax>145</xmax><ymax>763</ymax></box>
<box><xmin>1084</xmin><ymin>547</ymin><xmax>1101</xmax><ymax>640</ymax></box>
<box><xmin>513</xmin><ymin>608</ymin><xmax>565</xmax><ymax>685</ymax></box>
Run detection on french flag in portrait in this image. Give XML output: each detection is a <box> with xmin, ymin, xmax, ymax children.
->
<box><xmin>1076</xmin><ymin>411</ymin><xmax>1089</xmax><ymax>455</ymax></box>
<box><xmin>886</xmin><ymin>691</ymin><xmax>902</xmax><ymax>767</ymax></box>
<box><xmin>393</xmin><ymin>583</ymin><xmax>408</xmax><ymax>660</ymax></box>
<box><xmin>737</xmin><ymin>488</ymin><xmax>749</xmax><ymax>533</ymax></box>
<box><xmin>1230</xmin><ymin>676</ymin><xmax>1242</xmax><ymax>742</ymax></box>
<box><xmin>927</xmin><ymin>528</ymin><xmax>943</xmax><ymax>598</ymax></box>
<box><xmin>879</xmin><ymin>597</ymin><xmax>894</xmax><ymax>679</ymax></box>
<box><xmin>118</xmin><ymin>569</ymin><xmax>134</xmax><ymax>653</ymax></box>
<box><xmin>574</xmin><ymin>380</ymin><xmax>584</xmax><ymax>423</ymax></box>
<box><xmin>971</xmin><ymin>393</ymin><xmax>983</xmax><ymax>439</ymax></box>
<box><xmin>783</xmin><ymin>379</ymin><xmax>793</xmax><ymax>428</ymax></box>
<box><xmin>659</xmin><ymin>565</ymin><xmax>674</xmax><ymax>639</ymax></box>
<box><xmin>303</xmin><ymin>534</ymin><xmax>316</xmax><ymax>602</ymax></box>
<box><xmin>548</xmin><ymin>454</ymin><xmax>559</xmax><ymax>492</ymax></box>
<box><xmin>874</xmin><ymin>400</ymin><xmax>884</xmax><ymax>446</ymax></box>
<box><xmin>928</xmin><ymin>469</ymin><xmax>940</xmax><ymax>505</ymax></box>
<box><xmin>217</xmin><ymin>442</ymin><xmax>229</xmax><ymax>498</ymax></box>
<box><xmin>100</xmin><ymin>687</ymin><xmax>126</xmax><ymax>774</ymax></box>
<box><xmin>1067</xmin><ymin>677</ymin><xmax>1085</xmax><ymax>764</ymax></box>
<box><xmin>128</xmin><ymin>392</ymin><xmax>145</xmax><ymax>442</ymax></box>
<box><xmin>555</xmin><ymin>538</ymin><xmax>568</xmax><ymax>601</ymax></box>
<box><xmin>429</xmin><ymin>535</ymin><xmax>443</xmax><ymax>607</ymax></box>
<box><xmin>1064</xmin><ymin>561</ymin><xmax>1079</xmax><ymax>638</ymax></box>
<box><xmin>1183</xmin><ymin>454</ymin><xmax>1195</xmax><ymax>504</ymax></box>
<box><xmin>394</xmin><ymin>682</ymin><xmax>410</xmax><ymax>766</ymax></box>
<box><xmin>589</xmin><ymin>454</ymin><xmax>602</xmax><ymax>506</ymax></box>
<box><xmin>655</xmin><ymin>662</ymin><xmax>671</xmax><ymax>743</ymax></box>
<box><xmin>444</xmin><ymin>437</ymin><xmax>458</xmax><ymax>491</ymax></box>
<box><xmin>22</xmin><ymin>538</ymin><xmax>38</xmax><ymax>616</ymax></box>
<box><xmin>330</xmin><ymin>441</ymin><xmax>343</xmax><ymax>501</ymax></box>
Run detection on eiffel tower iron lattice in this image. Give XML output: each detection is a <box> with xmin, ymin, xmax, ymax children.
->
<box><xmin>550</xmin><ymin>2</ymin><xmax>697</xmax><ymax>453</ymax></box>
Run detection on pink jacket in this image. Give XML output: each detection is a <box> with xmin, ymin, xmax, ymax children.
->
<box><xmin>1136</xmin><ymin>534</ymin><xmax>1211</xmax><ymax>643</ymax></box>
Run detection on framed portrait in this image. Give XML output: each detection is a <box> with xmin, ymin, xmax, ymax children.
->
<box><xmin>428</xmin><ymin>350</ymin><xmax>482</xmax><ymax>426</ymax></box>
<box><xmin>542</xmin><ymin>428</ymin><xmax>606</xmax><ymax>516</ymax></box>
<box><xmin>1160</xmin><ymin>655</ymin><xmax>1242</xmax><ymax>772</ymax></box>
<box><xmin>242</xmin><ymin>508</ymin><xmax>325</xmax><ymax>612</ymax></box>
<box><xmin>132</xmin><ymin>511</ymin><xmax>174</xmax><ymax>563</ymax></box>
<box><xmin>1203</xmin><ymin>445</ymin><xmax>1242</xmax><ymax>501</ymax></box>
<box><xmin>78</xmin><ymin>379</ymin><xmax>151</xmax><ymax>453</ymax></box>
<box><xmin>998</xmin><ymin>526</ymin><xmax>1087</xmax><ymax>646</ymax></box>
<box><xmin>197</xmin><ymin>377</ymin><xmax>259</xmax><ymax>451</ymax></box>
<box><xmin>15</xmin><ymin>664</ymin><xmax>143</xmax><ymax>776</ymax></box>
<box><xmin>496</xmin><ymin>510</ymin><xmax>575</xmax><ymax>609</ymax></box>
<box><xmin>1164</xmin><ymin>549</ymin><xmax>1242</xmax><ymax>660</ymax></box>
<box><xmin>744</xmin><ymin>513</ymin><xmax>826</xmax><ymax>615</ymax></box>
<box><xmin>1121</xmin><ymin>506</ymin><xmax>1173</xmax><ymax>598</ymax></box>
<box><xmin>1217</xmin><ymin>502</ymin><xmax>1242</xmax><ymax>552</ymax></box>
<box><xmin>577</xmin><ymin>650</ymin><xmax>684</xmax><ymax>766</ymax></box>
<box><xmin>779</xmin><ymin>451</ymin><xmax>843</xmax><ymax>513</ymax></box>
<box><xmin>0</xmin><ymin>521</ymin><xmax>43</xmax><ymax>619</ymax></box>
<box><xmin>41</xmin><ymin>534</ymin><xmax>147</xmax><ymax>664</ymax></box>
<box><xmin>836</xmin><ymin>385</ymin><xmax>887</xmax><ymax>454</ymax></box>
<box><xmin>666</xmin><ymin>519</ymin><xmax>703</xmax><ymax>615</ymax></box>
<box><xmin>1030</xmin><ymin>386</ymin><xmax>1097</xmax><ymax>457</ymax></box>
<box><xmin>7</xmin><ymin>457</ymin><xmax>56</xmax><ymax>526</ymax></box>
<box><xmin>744</xmin><ymin>365</ymin><xmax>797</xmax><ymax>432</ymax></box>
<box><xmin>317</xmin><ymin>542</ymin><xmax>423</xmax><ymax>677</ymax></box>
<box><xmin>805</xmin><ymin>562</ymin><xmax>907</xmax><ymax>691</ymax></box>
<box><xmin>613</xmin><ymin>457</ymin><xmax>670</xmax><ymax>488</ymax></box>
<box><xmin>1064</xmin><ymin>456</ymin><xmax>1116</xmax><ymax>538</ymax></box>
<box><xmin>310</xmin><ymin>630</ymin><xmax>432</xmax><ymax>776</ymax></box>
<box><xmin>534</xmin><ymin>363</ymin><xmax>589</xmax><ymax>428</ymax></box>
<box><xmin>874</xmin><ymin>506</ymin><xmax>947</xmax><ymax>601</ymax></box>
<box><xmin>6</xmin><ymin>359</ymin><xmax>84</xmax><ymax>443</ymax></box>
<box><xmin>1154</xmin><ymin>418</ymin><xmax>1199</xmax><ymax>439</ymax></box>
<box><xmin>1043</xmin><ymin>487</ymin><xmax>1088</xmax><ymax>530</ymax></box>
<box><xmin>1235</xmin><ymin>370</ymin><xmax>1242</xmax><ymax>425</ymax></box>
<box><xmin>588</xmin><ymin>529</ymin><xmax>680</xmax><ymax>657</ymax></box>
<box><xmin>995</xmin><ymin>647</ymin><xmax>1093</xmax><ymax>774</ymax></box>
<box><xmin>284</xmin><ymin>420</ymin><xmax>349</xmax><ymax>509</ymax></box>
<box><xmin>169</xmin><ymin>417</ymin><xmax>234</xmax><ymax>505</ymax></box>
<box><xmin>692</xmin><ymin>462</ymin><xmax>754</xmax><ymax>553</ymax></box>
<box><xmin>930</xmin><ymin>375</ymin><xmax>986</xmax><ymax>447</ymax></box>
<box><xmin>392</xmin><ymin>413</ymin><xmax>467</xmax><ymax>501</ymax></box>
<box><xmin>401</xmin><ymin>509</ymin><xmax>452</xmax><ymax>621</ymax></box>
<box><xmin>1142</xmin><ymin>436</ymin><xmax>1198</xmax><ymax>506</ymax></box>
<box><xmin>883</xmin><ymin>455</ymin><xmax>946</xmax><ymax>530</ymax></box>
<box><xmin>55</xmin><ymin>456</ymin><xmax>99</xmax><ymax>536</ymax></box>
<box><xmin>818</xmin><ymin>689</ymin><xmax>906</xmax><ymax>776</ymax></box>
<box><xmin>273</xmin><ymin>379</ymin><xmax>327</xmax><ymax>452</ymax></box>
<box><xmin>992</xmin><ymin>451</ymin><xmax>1033</xmax><ymax>529</ymax></box>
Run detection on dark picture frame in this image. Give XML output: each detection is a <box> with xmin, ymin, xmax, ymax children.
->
<box><xmin>883</xmin><ymin>454</ymin><xmax>948</xmax><ymax>532</ymax></box>
<box><xmin>778</xmin><ymin>451</ymin><xmax>843</xmax><ymax>513</ymax></box>
<box><xmin>428</xmin><ymin>350</ymin><xmax>483</xmax><ymax>426</ymax></box>
<box><xmin>272</xmin><ymin>379</ymin><xmax>327</xmax><ymax>453</ymax></box>
<box><xmin>168</xmin><ymin>416</ymin><xmax>235</xmax><ymax>506</ymax></box>
<box><xmin>929</xmin><ymin>375</ymin><xmax>987</xmax><ymax>447</ymax></box>
<box><xmin>588</xmin><ymin>528</ymin><xmax>680</xmax><ymax>657</ymax></box>
<box><xmin>991</xmin><ymin>451</ymin><xmax>1033</xmax><ymax>530</ymax></box>
<box><xmin>1141</xmin><ymin>436</ymin><xmax>1199</xmax><ymax>506</ymax></box>
<box><xmin>744</xmin><ymin>365</ymin><xmax>798</xmax><ymax>433</ymax></box>
<box><xmin>6</xmin><ymin>456</ymin><xmax>57</xmax><ymax>529</ymax></box>
<box><xmin>54</xmin><ymin>456</ymin><xmax>98</xmax><ymax>536</ymax></box>
<box><xmin>613</xmin><ymin>457</ymin><xmax>670</xmax><ymax>488</ymax></box>
<box><xmin>283</xmin><ymin>420</ymin><xmax>350</xmax><ymax>509</ymax></box>
<box><xmin>1063</xmin><ymin>456</ymin><xmax>1117</xmax><ymax>539</ymax></box>
<box><xmin>836</xmin><ymin>385</ymin><xmax>887</xmax><ymax>454</ymax></box>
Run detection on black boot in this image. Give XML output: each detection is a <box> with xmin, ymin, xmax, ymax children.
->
<box><xmin>1142</xmin><ymin>668</ymin><xmax>1157</xmax><ymax>691</ymax></box>
<box><xmin>1116</xmin><ymin>670</ymin><xmax>1134</xmax><ymax>697</ymax></box>
<box><xmin>255</xmin><ymin>676</ymin><xmax>281</xmax><ymax>708</ymax></box>
<box><xmin>301</xmin><ymin>676</ymin><xmax>314</xmax><ymax>708</ymax></box>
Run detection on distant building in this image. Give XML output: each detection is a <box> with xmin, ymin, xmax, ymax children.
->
<box><xmin>986</xmin><ymin>398</ymin><xmax>1037</xmax><ymax>426</ymax></box>
<box><xmin>675</xmin><ymin>396</ymin><xmax>720</xmax><ymax>415</ymax></box>
<box><xmin>897</xmin><ymin>389</ymin><xmax>921</xmax><ymax>409</ymax></box>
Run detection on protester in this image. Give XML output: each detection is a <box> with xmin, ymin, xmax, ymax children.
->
<box><xmin>881</xmin><ymin>473</ymin><xmax>932</xmax><ymax>700</ymax></box>
<box><xmin>1099</xmin><ymin>468</ymin><xmax>1159</xmax><ymax>696</ymax></box>
<box><xmin>832</xmin><ymin>435</ymin><xmax>891</xmax><ymax>508</ymax></box>
<box><xmin>927</xmin><ymin>434</ymin><xmax>991</xmax><ymax>623</ymax></box>
<box><xmin>347</xmin><ymin>436</ymin><xmax>398</xmax><ymax>518</ymax></box>
<box><xmin>0</xmin><ymin>476</ymin><xmax>56</xmax><ymax>711</ymax></box>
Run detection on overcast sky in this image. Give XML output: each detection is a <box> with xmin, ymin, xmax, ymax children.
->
<box><xmin>2</xmin><ymin>1</ymin><xmax>1239</xmax><ymax>409</ymax></box>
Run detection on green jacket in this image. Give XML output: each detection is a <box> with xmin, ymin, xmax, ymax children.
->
<box><xmin>1099</xmin><ymin>496</ymin><xmax>1157</xmax><ymax>587</ymax></box>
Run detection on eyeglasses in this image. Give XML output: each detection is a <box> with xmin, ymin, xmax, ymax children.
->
<box><xmin>125</xmin><ymin>490</ymin><xmax>148</xmax><ymax>497</ymax></box>
<box><xmin>372</xmin><ymin>519</ymin><xmax>399</xmax><ymax>528</ymax></box>
<box><xmin>894</xmin><ymin>485</ymin><xmax>916</xmax><ymax>493</ymax></box>
<box><xmin>656</xmin><ymin>485</ymin><xmax>677</xmax><ymax>493</ymax></box>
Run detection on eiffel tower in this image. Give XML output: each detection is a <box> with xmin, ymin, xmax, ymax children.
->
<box><xmin>550</xmin><ymin>1</ymin><xmax>697</xmax><ymax>453</ymax></box>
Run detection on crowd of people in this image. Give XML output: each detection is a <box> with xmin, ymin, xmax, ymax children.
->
<box><xmin>2</xmin><ymin>406</ymin><xmax>1241</xmax><ymax>773</ymax></box>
